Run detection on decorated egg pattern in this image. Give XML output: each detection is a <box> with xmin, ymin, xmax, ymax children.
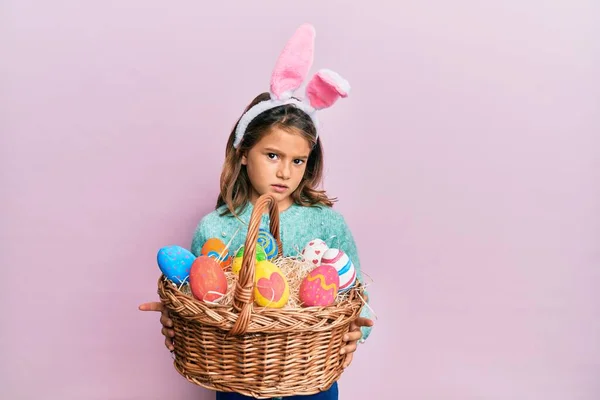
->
<box><xmin>201</xmin><ymin>238</ymin><xmax>232</xmax><ymax>270</ymax></box>
<box><xmin>257</xmin><ymin>228</ymin><xmax>278</xmax><ymax>260</ymax></box>
<box><xmin>299</xmin><ymin>265</ymin><xmax>339</xmax><ymax>307</ymax></box>
<box><xmin>189</xmin><ymin>256</ymin><xmax>228</xmax><ymax>302</ymax></box>
<box><xmin>320</xmin><ymin>248</ymin><xmax>356</xmax><ymax>292</ymax></box>
<box><xmin>231</xmin><ymin>244</ymin><xmax>267</xmax><ymax>274</ymax></box>
<box><xmin>157</xmin><ymin>245</ymin><xmax>196</xmax><ymax>284</ymax></box>
<box><xmin>301</xmin><ymin>238</ymin><xmax>329</xmax><ymax>266</ymax></box>
<box><xmin>254</xmin><ymin>260</ymin><xmax>289</xmax><ymax>308</ymax></box>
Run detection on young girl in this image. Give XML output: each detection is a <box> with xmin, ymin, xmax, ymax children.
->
<box><xmin>139</xmin><ymin>24</ymin><xmax>374</xmax><ymax>400</ymax></box>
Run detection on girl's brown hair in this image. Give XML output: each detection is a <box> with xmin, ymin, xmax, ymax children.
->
<box><xmin>216</xmin><ymin>92</ymin><xmax>336</xmax><ymax>215</ymax></box>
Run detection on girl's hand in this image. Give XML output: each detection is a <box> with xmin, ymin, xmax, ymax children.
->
<box><xmin>340</xmin><ymin>316</ymin><xmax>374</xmax><ymax>368</ymax></box>
<box><xmin>138</xmin><ymin>301</ymin><xmax>175</xmax><ymax>351</ymax></box>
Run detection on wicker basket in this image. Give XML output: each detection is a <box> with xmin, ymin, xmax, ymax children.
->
<box><xmin>157</xmin><ymin>194</ymin><xmax>364</xmax><ymax>398</ymax></box>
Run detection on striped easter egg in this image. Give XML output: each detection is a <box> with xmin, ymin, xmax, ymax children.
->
<box><xmin>257</xmin><ymin>228</ymin><xmax>278</xmax><ymax>260</ymax></box>
<box><xmin>320</xmin><ymin>248</ymin><xmax>357</xmax><ymax>292</ymax></box>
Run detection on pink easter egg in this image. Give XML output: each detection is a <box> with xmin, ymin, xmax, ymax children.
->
<box><xmin>299</xmin><ymin>265</ymin><xmax>340</xmax><ymax>307</ymax></box>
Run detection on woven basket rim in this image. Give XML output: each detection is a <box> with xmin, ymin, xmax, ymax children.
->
<box><xmin>158</xmin><ymin>274</ymin><xmax>364</xmax><ymax>334</ymax></box>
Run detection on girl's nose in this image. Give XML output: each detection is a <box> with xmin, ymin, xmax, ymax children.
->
<box><xmin>277</xmin><ymin>163</ymin><xmax>291</xmax><ymax>179</ymax></box>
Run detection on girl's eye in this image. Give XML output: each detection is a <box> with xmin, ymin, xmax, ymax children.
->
<box><xmin>293</xmin><ymin>159</ymin><xmax>305</xmax><ymax>165</ymax></box>
<box><xmin>267</xmin><ymin>153</ymin><xmax>278</xmax><ymax>160</ymax></box>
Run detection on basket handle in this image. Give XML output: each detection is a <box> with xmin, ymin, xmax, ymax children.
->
<box><xmin>229</xmin><ymin>194</ymin><xmax>283</xmax><ymax>336</ymax></box>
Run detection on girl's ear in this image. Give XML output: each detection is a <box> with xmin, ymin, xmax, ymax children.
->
<box><xmin>241</xmin><ymin>152</ymin><xmax>248</xmax><ymax>165</ymax></box>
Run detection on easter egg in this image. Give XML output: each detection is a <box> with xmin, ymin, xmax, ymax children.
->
<box><xmin>299</xmin><ymin>265</ymin><xmax>340</xmax><ymax>307</ymax></box>
<box><xmin>253</xmin><ymin>260</ymin><xmax>289</xmax><ymax>308</ymax></box>
<box><xmin>257</xmin><ymin>228</ymin><xmax>279</xmax><ymax>260</ymax></box>
<box><xmin>321</xmin><ymin>248</ymin><xmax>357</xmax><ymax>293</ymax></box>
<box><xmin>201</xmin><ymin>238</ymin><xmax>232</xmax><ymax>270</ymax></box>
<box><xmin>301</xmin><ymin>238</ymin><xmax>329</xmax><ymax>266</ymax></box>
<box><xmin>231</xmin><ymin>244</ymin><xmax>267</xmax><ymax>274</ymax></box>
<box><xmin>157</xmin><ymin>245</ymin><xmax>196</xmax><ymax>284</ymax></box>
<box><xmin>189</xmin><ymin>256</ymin><xmax>228</xmax><ymax>302</ymax></box>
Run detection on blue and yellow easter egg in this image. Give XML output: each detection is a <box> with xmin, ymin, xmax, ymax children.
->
<box><xmin>257</xmin><ymin>228</ymin><xmax>278</xmax><ymax>260</ymax></box>
<box><xmin>321</xmin><ymin>248</ymin><xmax>357</xmax><ymax>293</ymax></box>
<box><xmin>253</xmin><ymin>260</ymin><xmax>289</xmax><ymax>308</ymax></box>
<box><xmin>299</xmin><ymin>265</ymin><xmax>340</xmax><ymax>307</ymax></box>
<box><xmin>231</xmin><ymin>244</ymin><xmax>267</xmax><ymax>274</ymax></box>
<box><xmin>157</xmin><ymin>245</ymin><xmax>196</xmax><ymax>284</ymax></box>
<box><xmin>201</xmin><ymin>238</ymin><xmax>232</xmax><ymax>270</ymax></box>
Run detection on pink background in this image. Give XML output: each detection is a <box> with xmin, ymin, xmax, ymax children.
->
<box><xmin>2</xmin><ymin>1</ymin><xmax>598</xmax><ymax>399</ymax></box>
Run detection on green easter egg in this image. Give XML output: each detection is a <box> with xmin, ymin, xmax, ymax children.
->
<box><xmin>235</xmin><ymin>244</ymin><xmax>267</xmax><ymax>261</ymax></box>
<box><xmin>232</xmin><ymin>244</ymin><xmax>268</xmax><ymax>275</ymax></box>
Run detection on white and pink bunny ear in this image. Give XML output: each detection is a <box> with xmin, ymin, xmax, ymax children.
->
<box><xmin>305</xmin><ymin>69</ymin><xmax>351</xmax><ymax>110</ymax></box>
<box><xmin>270</xmin><ymin>23</ymin><xmax>316</xmax><ymax>101</ymax></box>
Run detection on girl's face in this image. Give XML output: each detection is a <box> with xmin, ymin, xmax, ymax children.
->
<box><xmin>241</xmin><ymin>127</ymin><xmax>311</xmax><ymax>211</ymax></box>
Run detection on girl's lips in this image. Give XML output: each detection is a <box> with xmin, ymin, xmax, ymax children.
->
<box><xmin>271</xmin><ymin>184</ymin><xmax>288</xmax><ymax>193</ymax></box>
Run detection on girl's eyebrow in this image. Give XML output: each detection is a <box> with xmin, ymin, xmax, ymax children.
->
<box><xmin>263</xmin><ymin>147</ymin><xmax>281</xmax><ymax>153</ymax></box>
<box><xmin>264</xmin><ymin>147</ymin><xmax>309</xmax><ymax>159</ymax></box>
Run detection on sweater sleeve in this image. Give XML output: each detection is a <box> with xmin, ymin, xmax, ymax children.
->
<box><xmin>328</xmin><ymin>211</ymin><xmax>374</xmax><ymax>343</ymax></box>
<box><xmin>190</xmin><ymin>217</ymin><xmax>208</xmax><ymax>257</ymax></box>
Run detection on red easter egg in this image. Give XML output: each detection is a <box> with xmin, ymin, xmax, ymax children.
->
<box><xmin>299</xmin><ymin>265</ymin><xmax>340</xmax><ymax>307</ymax></box>
<box><xmin>189</xmin><ymin>255</ymin><xmax>228</xmax><ymax>302</ymax></box>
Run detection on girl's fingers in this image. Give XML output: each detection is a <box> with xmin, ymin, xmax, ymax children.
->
<box><xmin>138</xmin><ymin>302</ymin><xmax>163</xmax><ymax>312</ymax></box>
<box><xmin>160</xmin><ymin>314</ymin><xmax>173</xmax><ymax>327</ymax></box>
<box><xmin>342</xmin><ymin>353</ymin><xmax>354</xmax><ymax>368</ymax></box>
<box><xmin>340</xmin><ymin>342</ymin><xmax>357</xmax><ymax>355</ymax></box>
<box><xmin>343</xmin><ymin>330</ymin><xmax>362</xmax><ymax>342</ymax></box>
<box><xmin>353</xmin><ymin>317</ymin><xmax>374</xmax><ymax>328</ymax></box>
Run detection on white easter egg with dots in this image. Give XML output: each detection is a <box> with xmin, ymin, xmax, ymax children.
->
<box><xmin>320</xmin><ymin>248</ymin><xmax>356</xmax><ymax>292</ymax></box>
<box><xmin>301</xmin><ymin>238</ymin><xmax>329</xmax><ymax>266</ymax></box>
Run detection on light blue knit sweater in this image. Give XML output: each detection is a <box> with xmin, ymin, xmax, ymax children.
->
<box><xmin>190</xmin><ymin>202</ymin><xmax>373</xmax><ymax>341</ymax></box>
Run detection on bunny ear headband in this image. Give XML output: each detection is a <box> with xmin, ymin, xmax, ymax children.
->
<box><xmin>233</xmin><ymin>23</ymin><xmax>350</xmax><ymax>148</ymax></box>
